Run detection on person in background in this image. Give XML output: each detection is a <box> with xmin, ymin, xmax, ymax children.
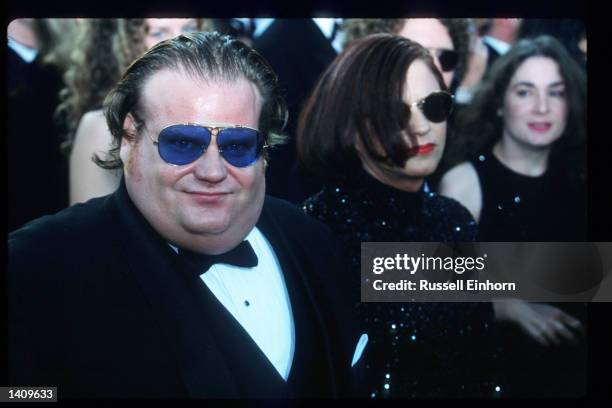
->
<box><xmin>8</xmin><ymin>18</ymin><xmax>79</xmax><ymax>231</ymax></box>
<box><xmin>342</xmin><ymin>18</ymin><xmax>471</xmax><ymax>92</ymax></box>
<box><xmin>482</xmin><ymin>18</ymin><xmax>522</xmax><ymax>63</ymax></box>
<box><xmin>518</xmin><ymin>18</ymin><xmax>586</xmax><ymax>70</ymax></box>
<box><xmin>452</xmin><ymin>19</ymin><xmax>490</xmax><ymax>105</ymax></box>
<box><xmin>438</xmin><ymin>35</ymin><xmax>587</xmax><ymax>397</ymax></box>
<box><xmin>211</xmin><ymin>18</ymin><xmax>256</xmax><ymax>46</ymax></box>
<box><xmin>252</xmin><ymin>18</ymin><xmax>343</xmax><ymax>202</ymax></box>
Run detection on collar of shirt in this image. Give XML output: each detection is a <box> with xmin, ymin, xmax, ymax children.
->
<box><xmin>8</xmin><ymin>37</ymin><xmax>38</xmax><ymax>63</ymax></box>
<box><xmin>483</xmin><ymin>35</ymin><xmax>512</xmax><ymax>55</ymax></box>
<box><xmin>252</xmin><ymin>18</ymin><xmax>275</xmax><ymax>39</ymax></box>
<box><xmin>168</xmin><ymin>227</ymin><xmax>295</xmax><ymax>381</ymax></box>
<box><xmin>313</xmin><ymin>18</ymin><xmax>344</xmax><ymax>53</ymax></box>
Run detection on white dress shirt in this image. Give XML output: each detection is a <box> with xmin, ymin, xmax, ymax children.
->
<box><xmin>313</xmin><ymin>18</ymin><xmax>344</xmax><ymax>53</ymax></box>
<box><xmin>483</xmin><ymin>35</ymin><xmax>512</xmax><ymax>55</ymax></box>
<box><xmin>172</xmin><ymin>227</ymin><xmax>295</xmax><ymax>380</ymax></box>
<box><xmin>8</xmin><ymin>37</ymin><xmax>38</xmax><ymax>63</ymax></box>
<box><xmin>170</xmin><ymin>226</ymin><xmax>368</xmax><ymax>378</ymax></box>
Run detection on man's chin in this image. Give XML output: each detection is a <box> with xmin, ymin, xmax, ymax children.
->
<box><xmin>181</xmin><ymin>218</ymin><xmax>231</xmax><ymax>236</ymax></box>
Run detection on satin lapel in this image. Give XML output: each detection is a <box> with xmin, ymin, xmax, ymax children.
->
<box><xmin>188</xmin><ymin>275</ymin><xmax>290</xmax><ymax>397</ymax></box>
<box><xmin>106</xmin><ymin>182</ymin><xmax>237</xmax><ymax>398</ymax></box>
<box><xmin>302</xmin><ymin>19</ymin><xmax>338</xmax><ymax>68</ymax></box>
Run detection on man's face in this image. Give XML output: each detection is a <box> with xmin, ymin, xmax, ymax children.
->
<box><xmin>144</xmin><ymin>19</ymin><xmax>198</xmax><ymax>49</ymax></box>
<box><xmin>397</xmin><ymin>18</ymin><xmax>455</xmax><ymax>89</ymax></box>
<box><xmin>120</xmin><ymin>69</ymin><xmax>265</xmax><ymax>254</ymax></box>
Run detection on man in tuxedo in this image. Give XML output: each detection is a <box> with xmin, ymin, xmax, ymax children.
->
<box><xmin>8</xmin><ymin>19</ymin><xmax>69</xmax><ymax>232</ymax></box>
<box><xmin>9</xmin><ymin>32</ymin><xmax>364</xmax><ymax>398</ymax></box>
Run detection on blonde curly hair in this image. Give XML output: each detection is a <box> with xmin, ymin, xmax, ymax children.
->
<box><xmin>57</xmin><ymin>18</ymin><xmax>212</xmax><ymax>155</ymax></box>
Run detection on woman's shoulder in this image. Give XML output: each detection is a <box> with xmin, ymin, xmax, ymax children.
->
<box><xmin>76</xmin><ymin>109</ymin><xmax>107</xmax><ymax>133</ymax></box>
<box><xmin>438</xmin><ymin>162</ymin><xmax>480</xmax><ymax>195</ymax></box>
<box><xmin>437</xmin><ymin>162</ymin><xmax>482</xmax><ymax>222</ymax></box>
<box><xmin>71</xmin><ymin>109</ymin><xmax>110</xmax><ymax>151</ymax></box>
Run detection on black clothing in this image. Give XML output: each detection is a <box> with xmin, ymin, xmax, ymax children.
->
<box><xmin>472</xmin><ymin>149</ymin><xmax>587</xmax><ymax>241</ymax></box>
<box><xmin>8</xmin><ymin>50</ymin><xmax>69</xmax><ymax>232</ymax></box>
<box><xmin>483</xmin><ymin>41</ymin><xmax>501</xmax><ymax>71</ymax></box>
<box><xmin>253</xmin><ymin>19</ymin><xmax>337</xmax><ymax>202</ymax></box>
<box><xmin>302</xmin><ymin>171</ymin><xmax>499</xmax><ymax>398</ymax></box>
<box><xmin>8</xmin><ymin>179</ymin><xmax>360</xmax><ymax>398</ymax></box>
<box><xmin>472</xmin><ymin>148</ymin><xmax>588</xmax><ymax>397</ymax></box>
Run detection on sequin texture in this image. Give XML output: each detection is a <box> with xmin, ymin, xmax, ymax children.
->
<box><xmin>302</xmin><ymin>170</ymin><xmax>500</xmax><ymax>397</ymax></box>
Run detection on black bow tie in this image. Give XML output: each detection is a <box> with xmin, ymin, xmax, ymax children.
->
<box><xmin>178</xmin><ymin>240</ymin><xmax>258</xmax><ymax>274</ymax></box>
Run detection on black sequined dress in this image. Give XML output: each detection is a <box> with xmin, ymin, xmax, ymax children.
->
<box><xmin>301</xmin><ymin>170</ymin><xmax>500</xmax><ymax>398</ymax></box>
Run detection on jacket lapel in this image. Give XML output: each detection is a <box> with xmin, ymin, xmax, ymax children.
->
<box><xmin>256</xmin><ymin>197</ymin><xmax>337</xmax><ymax>397</ymax></box>
<box><xmin>189</xmin><ymin>276</ymin><xmax>290</xmax><ymax>397</ymax></box>
<box><xmin>108</xmin><ymin>181</ymin><xmax>238</xmax><ymax>397</ymax></box>
<box><xmin>107</xmin><ymin>182</ymin><xmax>337</xmax><ymax>397</ymax></box>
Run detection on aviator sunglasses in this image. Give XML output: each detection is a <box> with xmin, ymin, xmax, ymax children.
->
<box><xmin>405</xmin><ymin>90</ymin><xmax>455</xmax><ymax>123</ymax></box>
<box><xmin>149</xmin><ymin>123</ymin><xmax>266</xmax><ymax>167</ymax></box>
<box><xmin>428</xmin><ymin>48</ymin><xmax>459</xmax><ymax>72</ymax></box>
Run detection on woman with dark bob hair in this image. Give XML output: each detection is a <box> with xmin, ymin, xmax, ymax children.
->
<box><xmin>438</xmin><ymin>35</ymin><xmax>587</xmax><ymax>397</ymax></box>
<box><xmin>298</xmin><ymin>34</ymin><xmax>498</xmax><ymax>398</ymax></box>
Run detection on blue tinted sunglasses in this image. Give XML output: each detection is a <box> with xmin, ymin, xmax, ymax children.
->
<box><xmin>149</xmin><ymin>123</ymin><xmax>267</xmax><ymax>167</ymax></box>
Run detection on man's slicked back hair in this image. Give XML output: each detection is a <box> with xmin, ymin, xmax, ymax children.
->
<box><xmin>98</xmin><ymin>31</ymin><xmax>287</xmax><ymax>169</ymax></box>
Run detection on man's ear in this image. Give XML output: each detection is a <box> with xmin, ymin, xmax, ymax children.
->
<box><xmin>123</xmin><ymin>113</ymin><xmax>139</xmax><ymax>141</ymax></box>
<box><xmin>119</xmin><ymin>113</ymin><xmax>138</xmax><ymax>165</ymax></box>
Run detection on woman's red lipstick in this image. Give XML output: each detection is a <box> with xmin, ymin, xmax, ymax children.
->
<box><xmin>409</xmin><ymin>143</ymin><xmax>436</xmax><ymax>156</ymax></box>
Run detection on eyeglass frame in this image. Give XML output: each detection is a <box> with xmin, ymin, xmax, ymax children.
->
<box><xmin>405</xmin><ymin>90</ymin><xmax>455</xmax><ymax>123</ymax></box>
<box><xmin>147</xmin><ymin>121</ymin><xmax>269</xmax><ymax>167</ymax></box>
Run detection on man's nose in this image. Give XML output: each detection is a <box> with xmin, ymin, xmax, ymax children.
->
<box><xmin>192</xmin><ymin>141</ymin><xmax>228</xmax><ymax>182</ymax></box>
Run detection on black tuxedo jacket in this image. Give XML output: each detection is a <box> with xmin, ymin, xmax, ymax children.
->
<box><xmin>8</xmin><ymin>49</ymin><xmax>68</xmax><ymax>232</ymax></box>
<box><xmin>253</xmin><ymin>19</ymin><xmax>338</xmax><ymax>202</ymax></box>
<box><xmin>8</xmin><ymin>180</ymin><xmax>361</xmax><ymax>398</ymax></box>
